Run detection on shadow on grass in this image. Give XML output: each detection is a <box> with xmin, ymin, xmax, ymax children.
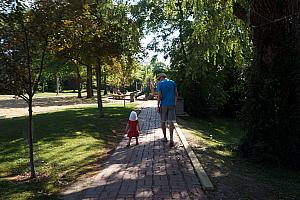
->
<box><xmin>192</xmin><ymin>144</ymin><xmax>300</xmax><ymax>200</ymax></box>
<box><xmin>0</xmin><ymin>106</ymin><xmax>132</xmax><ymax>142</ymax></box>
<box><xmin>0</xmin><ymin>105</ymin><xmax>135</xmax><ymax>200</ymax></box>
<box><xmin>178</xmin><ymin>116</ymin><xmax>300</xmax><ymax>200</ymax></box>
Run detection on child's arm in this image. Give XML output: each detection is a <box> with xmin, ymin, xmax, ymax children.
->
<box><xmin>137</xmin><ymin>121</ymin><xmax>141</xmax><ymax>133</ymax></box>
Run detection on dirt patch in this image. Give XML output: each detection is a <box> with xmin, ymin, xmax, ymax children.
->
<box><xmin>6</xmin><ymin>172</ymin><xmax>49</xmax><ymax>183</ymax></box>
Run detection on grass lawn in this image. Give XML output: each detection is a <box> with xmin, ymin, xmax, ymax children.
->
<box><xmin>0</xmin><ymin>103</ymin><xmax>136</xmax><ymax>200</ymax></box>
<box><xmin>178</xmin><ymin>117</ymin><xmax>300</xmax><ymax>200</ymax></box>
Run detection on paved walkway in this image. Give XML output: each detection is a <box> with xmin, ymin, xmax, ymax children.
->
<box><xmin>62</xmin><ymin>101</ymin><xmax>206</xmax><ymax>200</ymax></box>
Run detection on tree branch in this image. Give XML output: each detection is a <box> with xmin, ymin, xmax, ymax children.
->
<box><xmin>19</xmin><ymin>11</ymin><xmax>33</xmax><ymax>97</ymax></box>
<box><xmin>64</xmin><ymin>55</ymin><xmax>94</xmax><ymax>69</ymax></box>
<box><xmin>19</xmin><ymin>94</ymin><xmax>29</xmax><ymax>103</ymax></box>
<box><xmin>33</xmin><ymin>36</ymin><xmax>49</xmax><ymax>96</ymax></box>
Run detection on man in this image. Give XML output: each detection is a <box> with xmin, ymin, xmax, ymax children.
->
<box><xmin>157</xmin><ymin>73</ymin><xmax>178</xmax><ymax>147</ymax></box>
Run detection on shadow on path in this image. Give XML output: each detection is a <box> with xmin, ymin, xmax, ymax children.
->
<box><xmin>60</xmin><ymin>104</ymin><xmax>206</xmax><ymax>200</ymax></box>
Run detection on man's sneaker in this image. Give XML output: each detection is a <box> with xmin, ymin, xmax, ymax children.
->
<box><xmin>169</xmin><ymin>141</ymin><xmax>174</xmax><ymax>147</ymax></box>
<box><xmin>161</xmin><ymin>137</ymin><xmax>168</xmax><ymax>142</ymax></box>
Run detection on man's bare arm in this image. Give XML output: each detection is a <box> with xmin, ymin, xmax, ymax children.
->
<box><xmin>157</xmin><ymin>91</ymin><xmax>161</xmax><ymax>112</ymax></box>
<box><xmin>175</xmin><ymin>88</ymin><xmax>178</xmax><ymax>105</ymax></box>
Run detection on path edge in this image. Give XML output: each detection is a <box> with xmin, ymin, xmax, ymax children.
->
<box><xmin>174</xmin><ymin>122</ymin><xmax>214</xmax><ymax>191</ymax></box>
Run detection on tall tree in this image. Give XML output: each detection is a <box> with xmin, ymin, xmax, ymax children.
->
<box><xmin>140</xmin><ymin>0</ymin><xmax>251</xmax><ymax>116</ymax></box>
<box><xmin>85</xmin><ymin>0</ymin><xmax>142</xmax><ymax>115</ymax></box>
<box><xmin>53</xmin><ymin>1</ymin><xmax>96</xmax><ymax>98</ymax></box>
<box><xmin>234</xmin><ymin>0</ymin><xmax>300</xmax><ymax>166</ymax></box>
<box><xmin>0</xmin><ymin>0</ymin><xmax>65</xmax><ymax>178</ymax></box>
<box><xmin>53</xmin><ymin>0</ymin><xmax>142</xmax><ymax>115</ymax></box>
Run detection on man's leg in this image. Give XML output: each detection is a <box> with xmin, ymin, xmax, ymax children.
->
<box><xmin>161</xmin><ymin>106</ymin><xmax>168</xmax><ymax>142</ymax></box>
<box><xmin>169</xmin><ymin>121</ymin><xmax>174</xmax><ymax>143</ymax></box>
<box><xmin>161</xmin><ymin>122</ymin><xmax>167</xmax><ymax>139</ymax></box>
<box><xmin>168</xmin><ymin>107</ymin><xmax>176</xmax><ymax>147</ymax></box>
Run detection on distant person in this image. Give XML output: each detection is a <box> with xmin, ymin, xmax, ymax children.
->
<box><xmin>117</xmin><ymin>89</ymin><xmax>122</xmax><ymax>95</ymax></box>
<box><xmin>157</xmin><ymin>73</ymin><xmax>178</xmax><ymax>147</ymax></box>
<box><xmin>144</xmin><ymin>77</ymin><xmax>152</xmax><ymax>100</ymax></box>
<box><xmin>113</xmin><ymin>87</ymin><xmax>117</xmax><ymax>94</ymax></box>
<box><xmin>125</xmin><ymin>111</ymin><xmax>140</xmax><ymax>147</ymax></box>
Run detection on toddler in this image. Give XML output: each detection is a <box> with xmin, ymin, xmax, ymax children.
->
<box><xmin>125</xmin><ymin>111</ymin><xmax>140</xmax><ymax>147</ymax></box>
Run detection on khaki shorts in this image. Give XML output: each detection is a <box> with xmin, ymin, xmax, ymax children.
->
<box><xmin>160</xmin><ymin>106</ymin><xmax>176</xmax><ymax>123</ymax></box>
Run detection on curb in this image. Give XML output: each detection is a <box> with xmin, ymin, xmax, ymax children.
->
<box><xmin>174</xmin><ymin>122</ymin><xmax>214</xmax><ymax>191</ymax></box>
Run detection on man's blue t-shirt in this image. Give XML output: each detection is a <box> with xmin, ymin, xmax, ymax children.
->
<box><xmin>157</xmin><ymin>79</ymin><xmax>176</xmax><ymax>106</ymax></box>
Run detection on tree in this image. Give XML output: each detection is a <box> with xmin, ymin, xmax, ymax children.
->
<box><xmin>0</xmin><ymin>0</ymin><xmax>66</xmax><ymax>178</ymax></box>
<box><xmin>104</xmin><ymin>56</ymin><xmax>142</xmax><ymax>91</ymax></box>
<box><xmin>151</xmin><ymin>58</ymin><xmax>167</xmax><ymax>77</ymax></box>
<box><xmin>139</xmin><ymin>0</ymin><xmax>251</xmax><ymax>116</ymax></box>
<box><xmin>83</xmin><ymin>0</ymin><xmax>142</xmax><ymax>115</ymax></box>
<box><xmin>53</xmin><ymin>1</ymin><xmax>96</xmax><ymax>98</ymax></box>
<box><xmin>234</xmin><ymin>0</ymin><xmax>300</xmax><ymax>166</ymax></box>
<box><xmin>53</xmin><ymin>0</ymin><xmax>142</xmax><ymax>115</ymax></box>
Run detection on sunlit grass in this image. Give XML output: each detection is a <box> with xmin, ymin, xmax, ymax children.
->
<box><xmin>0</xmin><ymin>103</ymin><xmax>136</xmax><ymax>200</ymax></box>
<box><xmin>214</xmin><ymin>149</ymin><xmax>233</xmax><ymax>157</ymax></box>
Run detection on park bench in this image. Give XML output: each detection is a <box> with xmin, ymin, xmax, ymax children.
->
<box><xmin>112</xmin><ymin>94</ymin><xmax>125</xmax><ymax>100</ymax></box>
<box><xmin>112</xmin><ymin>92</ymin><xmax>138</xmax><ymax>102</ymax></box>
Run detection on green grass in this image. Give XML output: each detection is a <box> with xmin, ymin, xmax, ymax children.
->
<box><xmin>0</xmin><ymin>103</ymin><xmax>136</xmax><ymax>200</ymax></box>
<box><xmin>178</xmin><ymin>116</ymin><xmax>300</xmax><ymax>200</ymax></box>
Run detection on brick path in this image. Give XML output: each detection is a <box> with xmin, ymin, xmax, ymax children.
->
<box><xmin>63</xmin><ymin>101</ymin><xmax>206</xmax><ymax>200</ymax></box>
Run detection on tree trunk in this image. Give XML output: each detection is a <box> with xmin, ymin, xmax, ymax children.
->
<box><xmin>96</xmin><ymin>58</ymin><xmax>104</xmax><ymax>117</ymax></box>
<box><xmin>104</xmin><ymin>70</ymin><xmax>107</xmax><ymax>95</ymax></box>
<box><xmin>42</xmin><ymin>82</ymin><xmax>45</xmax><ymax>93</ymax></box>
<box><xmin>123</xmin><ymin>82</ymin><xmax>125</xmax><ymax>107</ymax></box>
<box><xmin>177</xmin><ymin>0</ymin><xmax>188</xmax><ymax>64</ymax></box>
<box><xmin>56</xmin><ymin>75</ymin><xmax>60</xmax><ymax>95</ymax></box>
<box><xmin>76</xmin><ymin>66</ymin><xmax>82</xmax><ymax>98</ymax></box>
<box><xmin>86</xmin><ymin>65</ymin><xmax>93</xmax><ymax>98</ymax></box>
<box><xmin>28</xmin><ymin>96</ymin><xmax>36</xmax><ymax>178</ymax></box>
